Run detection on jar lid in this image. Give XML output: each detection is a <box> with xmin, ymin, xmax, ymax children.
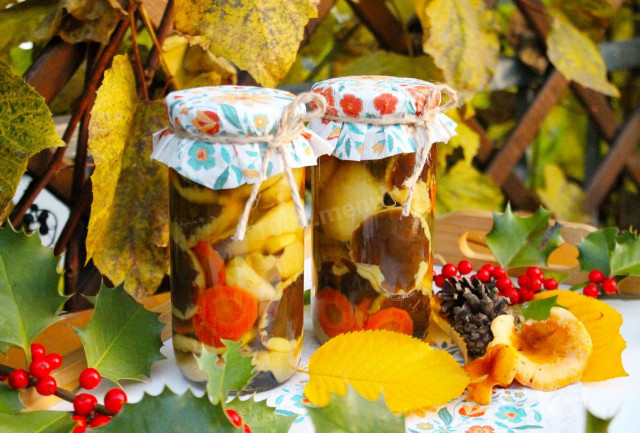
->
<box><xmin>151</xmin><ymin>86</ymin><xmax>332</xmax><ymax>190</ymax></box>
<box><xmin>307</xmin><ymin>76</ymin><xmax>457</xmax><ymax>161</ymax></box>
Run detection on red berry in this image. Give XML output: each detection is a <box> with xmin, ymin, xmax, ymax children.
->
<box><xmin>442</xmin><ymin>263</ymin><xmax>458</xmax><ymax>279</ymax></box>
<box><xmin>434</xmin><ymin>273</ymin><xmax>445</xmax><ymax>288</ymax></box>
<box><xmin>79</xmin><ymin>368</ymin><xmax>101</xmax><ymax>390</ymax></box>
<box><xmin>74</xmin><ymin>393</ymin><xmax>98</xmax><ymax>416</ymax></box>
<box><xmin>529</xmin><ymin>278</ymin><xmax>542</xmax><ymax>292</ymax></box>
<box><xmin>457</xmin><ymin>260</ymin><xmax>473</xmax><ymax>275</ymax></box>
<box><xmin>520</xmin><ymin>288</ymin><xmax>535</xmax><ymax>302</ymax></box>
<box><xmin>583</xmin><ymin>284</ymin><xmax>599</xmax><ymax>298</ymax></box>
<box><xmin>35</xmin><ymin>376</ymin><xmax>57</xmax><ymax>396</ymax></box>
<box><xmin>505</xmin><ymin>289</ymin><xmax>520</xmax><ymax>304</ymax></box>
<box><xmin>46</xmin><ymin>353</ymin><xmax>63</xmax><ymax>370</ymax></box>
<box><xmin>104</xmin><ymin>388</ymin><xmax>127</xmax><ymax>413</ymax></box>
<box><xmin>89</xmin><ymin>413</ymin><xmax>112</xmax><ymax>428</ymax></box>
<box><xmin>243</xmin><ymin>424</ymin><xmax>252</xmax><ymax>433</ymax></box>
<box><xmin>0</xmin><ymin>374</ymin><xmax>7</xmax><ymax>382</ymax></box>
<box><xmin>8</xmin><ymin>369</ymin><xmax>29</xmax><ymax>389</ymax></box>
<box><xmin>527</xmin><ymin>266</ymin><xmax>544</xmax><ymax>279</ymax></box>
<box><xmin>517</xmin><ymin>274</ymin><xmax>531</xmax><ymax>289</ymax></box>
<box><xmin>226</xmin><ymin>409</ymin><xmax>243</xmax><ymax>427</ymax></box>
<box><xmin>30</xmin><ymin>343</ymin><xmax>46</xmax><ymax>361</ymax></box>
<box><xmin>72</xmin><ymin>415</ymin><xmax>87</xmax><ymax>427</ymax></box>
<box><xmin>480</xmin><ymin>264</ymin><xmax>495</xmax><ymax>274</ymax></box>
<box><xmin>476</xmin><ymin>269</ymin><xmax>491</xmax><ymax>283</ymax></box>
<box><xmin>491</xmin><ymin>266</ymin><xmax>506</xmax><ymax>279</ymax></box>
<box><xmin>29</xmin><ymin>360</ymin><xmax>51</xmax><ymax>380</ymax></box>
<box><xmin>72</xmin><ymin>425</ymin><xmax>87</xmax><ymax>433</ymax></box>
<box><xmin>602</xmin><ymin>278</ymin><xmax>618</xmax><ymax>294</ymax></box>
<box><xmin>543</xmin><ymin>278</ymin><xmax>558</xmax><ymax>290</ymax></box>
<box><xmin>496</xmin><ymin>276</ymin><xmax>513</xmax><ymax>292</ymax></box>
<box><xmin>588</xmin><ymin>269</ymin><xmax>605</xmax><ymax>284</ymax></box>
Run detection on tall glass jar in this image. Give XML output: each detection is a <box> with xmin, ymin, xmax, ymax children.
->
<box><xmin>152</xmin><ymin>86</ymin><xmax>329</xmax><ymax>392</ymax></box>
<box><xmin>307</xmin><ymin>76</ymin><xmax>457</xmax><ymax>343</ymax></box>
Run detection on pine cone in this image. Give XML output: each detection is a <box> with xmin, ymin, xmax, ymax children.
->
<box><xmin>437</xmin><ymin>277</ymin><xmax>509</xmax><ymax>359</ymax></box>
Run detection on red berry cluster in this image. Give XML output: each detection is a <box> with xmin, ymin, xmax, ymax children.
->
<box><xmin>6</xmin><ymin>344</ymin><xmax>61</xmax><ymax>395</ymax></box>
<box><xmin>226</xmin><ymin>409</ymin><xmax>252</xmax><ymax>433</ymax></box>
<box><xmin>434</xmin><ymin>261</ymin><xmax>559</xmax><ymax>305</ymax></box>
<box><xmin>582</xmin><ymin>270</ymin><xmax>618</xmax><ymax>298</ymax></box>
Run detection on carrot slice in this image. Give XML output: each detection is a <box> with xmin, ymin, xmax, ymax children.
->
<box><xmin>192</xmin><ymin>241</ymin><xmax>226</xmax><ymax>287</ymax></box>
<box><xmin>195</xmin><ymin>285</ymin><xmax>258</xmax><ymax>342</ymax></box>
<box><xmin>364</xmin><ymin>307</ymin><xmax>413</xmax><ymax>335</ymax></box>
<box><xmin>316</xmin><ymin>288</ymin><xmax>355</xmax><ymax>337</ymax></box>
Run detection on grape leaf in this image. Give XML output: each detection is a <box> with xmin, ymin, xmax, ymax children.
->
<box><xmin>75</xmin><ymin>284</ymin><xmax>165</xmax><ymax>383</ymax></box>
<box><xmin>485</xmin><ymin>205</ymin><xmax>563</xmax><ymax>269</ymax></box>
<box><xmin>610</xmin><ymin>239</ymin><xmax>640</xmax><ymax>276</ymax></box>
<box><xmin>226</xmin><ymin>397</ymin><xmax>296</xmax><ymax>433</ymax></box>
<box><xmin>550</xmin><ymin>0</ymin><xmax>615</xmax><ymax>33</ymax></box>
<box><xmin>340</xmin><ymin>52</ymin><xmax>443</xmax><ymax>83</ymax></box>
<box><xmin>0</xmin><ymin>227</ymin><xmax>65</xmax><ymax>356</ymax></box>
<box><xmin>577</xmin><ymin>227</ymin><xmax>617</xmax><ymax>275</ymax></box>
<box><xmin>436</xmin><ymin>161</ymin><xmax>503</xmax><ymax>214</ymax></box>
<box><xmin>304</xmin><ymin>330</ymin><xmax>469</xmax><ymax>413</ymax></box>
<box><xmin>0</xmin><ymin>0</ymin><xmax>57</xmax><ymax>58</ymax></box>
<box><xmin>440</xmin><ymin>110</ymin><xmax>480</xmax><ymax>168</ymax></box>
<box><xmin>535</xmin><ymin>164</ymin><xmax>589</xmax><ymax>224</ymax></box>
<box><xmin>547</xmin><ymin>11</ymin><xmax>619</xmax><ymax>97</ymax></box>
<box><xmin>0</xmin><ymin>412</ymin><xmax>75</xmax><ymax>433</ymax></box>
<box><xmin>0</xmin><ymin>61</ymin><xmax>64</xmax><ymax>219</ymax></box>
<box><xmin>520</xmin><ymin>295</ymin><xmax>560</xmax><ymax>321</ymax></box>
<box><xmin>0</xmin><ymin>383</ymin><xmax>23</xmax><ymax>413</ymax></box>
<box><xmin>417</xmin><ymin>0</ymin><xmax>500</xmax><ymax>95</ymax></box>
<box><xmin>86</xmin><ymin>54</ymin><xmax>169</xmax><ymax>298</ymax></box>
<box><xmin>99</xmin><ymin>387</ymin><xmax>240</xmax><ymax>433</ymax></box>
<box><xmin>306</xmin><ymin>386</ymin><xmax>405</xmax><ymax>433</ymax></box>
<box><xmin>196</xmin><ymin>340</ymin><xmax>254</xmax><ymax>405</ymax></box>
<box><xmin>174</xmin><ymin>0</ymin><xmax>316</xmax><ymax>87</ymax></box>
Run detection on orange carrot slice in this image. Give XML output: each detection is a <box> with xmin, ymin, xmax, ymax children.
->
<box><xmin>364</xmin><ymin>307</ymin><xmax>413</xmax><ymax>335</ymax></box>
<box><xmin>316</xmin><ymin>288</ymin><xmax>355</xmax><ymax>337</ymax></box>
<box><xmin>195</xmin><ymin>285</ymin><xmax>258</xmax><ymax>342</ymax></box>
<box><xmin>192</xmin><ymin>241</ymin><xmax>226</xmax><ymax>287</ymax></box>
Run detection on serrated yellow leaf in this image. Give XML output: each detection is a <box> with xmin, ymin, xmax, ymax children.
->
<box><xmin>173</xmin><ymin>0</ymin><xmax>316</xmax><ymax>87</ymax></box>
<box><xmin>87</xmin><ymin>55</ymin><xmax>169</xmax><ymax>298</ymax></box>
<box><xmin>304</xmin><ymin>330</ymin><xmax>469</xmax><ymax>413</ymax></box>
<box><xmin>547</xmin><ymin>11</ymin><xmax>619</xmax><ymax>97</ymax></box>
<box><xmin>534</xmin><ymin>290</ymin><xmax>627</xmax><ymax>382</ymax></box>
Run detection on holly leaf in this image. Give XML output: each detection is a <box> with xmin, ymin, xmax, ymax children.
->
<box><xmin>99</xmin><ymin>387</ymin><xmax>240</xmax><ymax>433</ymax></box>
<box><xmin>196</xmin><ymin>340</ymin><xmax>254</xmax><ymax>405</ymax></box>
<box><xmin>174</xmin><ymin>0</ymin><xmax>316</xmax><ymax>87</ymax></box>
<box><xmin>0</xmin><ymin>61</ymin><xmax>64</xmax><ymax>219</ymax></box>
<box><xmin>86</xmin><ymin>54</ymin><xmax>169</xmax><ymax>298</ymax></box>
<box><xmin>306</xmin><ymin>386</ymin><xmax>405</xmax><ymax>433</ymax></box>
<box><xmin>75</xmin><ymin>284</ymin><xmax>165</xmax><ymax>383</ymax></box>
<box><xmin>577</xmin><ymin>227</ymin><xmax>617</xmax><ymax>275</ymax></box>
<box><xmin>520</xmin><ymin>295</ymin><xmax>560</xmax><ymax>321</ymax></box>
<box><xmin>304</xmin><ymin>330</ymin><xmax>469</xmax><ymax>414</ymax></box>
<box><xmin>610</xmin><ymin>239</ymin><xmax>640</xmax><ymax>276</ymax></box>
<box><xmin>0</xmin><ymin>412</ymin><xmax>75</xmax><ymax>433</ymax></box>
<box><xmin>0</xmin><ymin>227</ymin><xmax>65</xmax><ymax>355</ymax></box>
<box><xmin>436</xmin><ymin>161</ymin><xmax>503</xmax><ymax>214</ymax></box>
<box><xmin>226</xmin><ymin>397</ymin><xmax>296</xmax><ymax>433</ymax></box>
<box><xmin>485</xmin><ymin>204</ymin><xmax>563</xmax><ymax>269</ymax></box>
<box><xmin>417</xmin><ymin>0</ymin><xmax>500</xmax><ymax>95</ymax></box>
<box><xmin>0</xmin><ymin>383</ymin><xmax>23</xmax><ymax>413</ymax></box>
<box><xmin>547</xmin><ymin>11</ymin><xmax>619</xmax><ymax>97</ymax></box>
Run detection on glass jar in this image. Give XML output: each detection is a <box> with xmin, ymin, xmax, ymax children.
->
<box><xmin>152</xmin><ymin>86</ymin><xmax>329</xmax><ymax>392</ymax></box>
<box><xmin>307</xmin><ymin>76</ymin><xmax>457</xmax><ymax>343</ymax></box>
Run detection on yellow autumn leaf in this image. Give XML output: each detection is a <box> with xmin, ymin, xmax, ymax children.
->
<box><xmin>547</xmin><ymin>11</ymin><xmax>619</xmax><ymax>97</ymax></box>
<box><xmin>536</xmin><ymin>164</ymin><xmax>589</xmax><ymax>224</ymax></box>
<box><xmin>436</xmin><ymin>161</ymin><xmax>504</xmax><ymax>215</ymax></box>
<box><xmin>304</xmin><ymin>330</ymin><xmax>469</xmax><ymax>413</ymax></box>
<box><xmin>174</xmin><ymin>0</ymin><xmax>317</xmax><ymax>88</ymax></box>
<box><xmin>439</xmin><ymin>109</ymin><xmax>480</xmax><ymax>169</ymax></box>
<box><xmin>534</xmin><ymin>290</ymin><xmax>628</xmax><ymax>382</ymax></box>
<box><xmin>87</xmin><ymin>55</ymin><xmax>169</xmax><ymax>298</ymax></box>
<box><xmin>416</xmin><ymin>0</ymin><xmax>500</xmax><ymax>96</ymax></box>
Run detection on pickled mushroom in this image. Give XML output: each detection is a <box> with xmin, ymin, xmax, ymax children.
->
<box><xmin>266</xmin><ymin>232</ymin><xmax>299</xmax><ymax>255</ymax></box>
<box><xmin>187</xmin><ymin>195</ymin><xmax>243</xmax><ymax>247</ymax></box>
<box><xmin>257</xmin><ymin>168</ymin><xmax>305</xmax><ymax>209</ymax></box>
<box><xmin>318</xmin><ymin>162</ymin><xmax>384</xmax><ymax>242</ymax></box>
<box><xmin>275</xmin><ymin>240</ymin><xmax>304</xmax><ymax>281</ymax></box>
<box><xmin>225</xmin><ymin>257</ymin><xmax>277</xmax><ymax>302</ymax></box>
<box><xmin>316</xmin><ymin>155</ymin><xmax>338</xmax><ymax>187</ymax></box>
<box><xmin>350</xmin><ymin>208</ymin><xmax>430</xmax><ymax>295</ymax></box>
<box><xmin>170</xmin><ymin>242</ymin><xmax>204</xmax><ymax>320</ymax></box>
<box><xmin>384</xmin><ymin>153</ymin><xmax>434</xmax><ymax>215</ymax></box>
<box><xmin>246</xmin><ymin>252</ymin><xmax>279</xmax><ymax>283</ymax></box>
<box><xmin>171</xmin><ymin>171</ymin><xmax>219</xmax><ymax>204</ymax></box>
<box><xmin>252</xmin><ymin>336</ymin><xmax>303</xmax><ymax>383</ymax></box>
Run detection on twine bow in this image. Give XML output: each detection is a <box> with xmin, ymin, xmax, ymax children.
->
<box><xmin>322</xmin><ymin>83</ymin><xmax>458</xmax><ymax>216</ymax></box>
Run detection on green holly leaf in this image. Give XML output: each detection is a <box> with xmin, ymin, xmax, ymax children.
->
<box><xmin>520</xmin><ymin>295</ymin><xmax>560</xmax><ymax>321</ymax></box>
<box><xmin>577</xmin><ymin>227</ymin><xmax>618</xmax><ymax>275</ymax></box>
<box><xmin>610</xmin><ymin>239</ymin><xmax>640</xmax><ymax>276</ymax></box>
<box><xmin>0</xmin><ymin>61</ymin><xmax>64</xmax><ymax>219</ymax></box>
<box><xmin>99</xmin><ymin>387</ymin><xmax>240</xmax><ymax>433</ymax></box>
<box><xmin>306</xmin><ymin>386</ymin><xmax>405</xmax><ymax>433</ymax></box>
<box><xmin>0</xmin><ymin>227</ymin><xmax>65</xmax><ymax>356</ymax></box>
<box><xmin>485</xmin><ymin>205</ymin><xmax>563</xmax><ymax>269</ymax></box>
<box><xmin>0</xmin><ymin>383</ymin><xmax>23</xmax><ymax>413</ymax></box>
<box><xmin>75</xmin><ymin>284</ymin><xmax>165</xmax><ymax>383</ymax></box>
<box><xmin>196</xmin><ymin>340</ymin><xmax>254</xmax><ymax>405</ymax></box>
<box><xmin>0</xmin><ymin>412</ymin><xmax>75</xmax><ymax>433</ymax></box>
<box><xmin>226</xmin><ymin>397</ymin><xmax>296</xmax><ymax>433</ymax></box>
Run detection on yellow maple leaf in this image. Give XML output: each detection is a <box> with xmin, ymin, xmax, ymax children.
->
<box><xmin>173</xmin><ymin>0</ymin><xmax>316</xmax><ymax>87</ymax></box>
<box><xmin>304</xmin><ymin>330</ymin><xmax>469</xmax><ymax>413</ymax></box>
<box><xmin>87</xmin><ymin>55</ymin><xmax>169</xmax><ymax>298</ymax></box>
<box><xmin>534</xmin><ymin>290</ymin><xmax>628</xmax><ymax>382</ymax></box>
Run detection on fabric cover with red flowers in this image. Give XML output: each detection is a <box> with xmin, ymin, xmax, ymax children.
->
<box><xmin>152</xmin><ymin>86</ymin><xmax>332</xmax><ymax>190</ymax></box>
<box><xmin>307</xmin><ymin>76</ymin><xmax>457</xmax><ymax>161</ymax></box>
